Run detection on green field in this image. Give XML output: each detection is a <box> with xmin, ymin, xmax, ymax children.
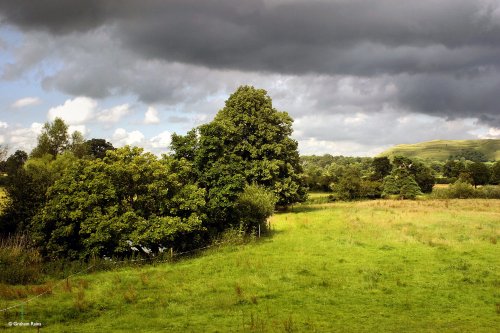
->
<box><xmin>379</xmin><ymin>139</ymin><xmax>500</xmax><ymax>161</ymax></box>
<box><xmin>1</xmin><ymin>198</ymin><xmax>499</xmax><ymax>332</ymax></box>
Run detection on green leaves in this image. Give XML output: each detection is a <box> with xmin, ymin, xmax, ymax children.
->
<box><xmin>169</xmin><ymin>86</ymin><xmax>306</xmax><ymax>232</ymax></box>
<box><xmin>33</xmin><ymin>146</ymin><xmax>206</xmax><ymax>259</ymax></box>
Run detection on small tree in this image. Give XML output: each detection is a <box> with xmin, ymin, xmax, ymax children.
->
<box><xmin>467</xmin><ymin>162</ymin><xmax>490</xmax><ymax>187</ymax></box>
<box><xmin>31</xmin><ymin>118</ymin><xmax>69</xmax><ymax>157</ymax></box>
<box><xmin>330</xmin><ymin>166</ymin><xmax>362</xmax><ymax>200</ymax></box>
<box><xmin>371</xmin><ymin>157</ymin><xmax>392</xmax><ymax>181</ymax></box>
<box><xmin>490</xmin><ymin>161</ymin><xmax>500</xmax><ymax>185</ymax></box>
<box><xmin>382</xmin><ymin>168</ymin><xmax>422</xmax><ymax>199</ymax></box>
<box><xmin>399</xmin><ymin>176</ymin><xmax>422</xmax><ymax>199</ymax></box>
<box><xmin>443</xmin><ymin>160</ymin><xmax>466</xmax><ymax>180</ymax></box>
<box><xmin>68</xmin><ymin>131</ymin><xmax>87</xmax><ymax>158</ymax></box>
<box><xmin>84</xmin><ymin>138</ymin><xmax>115</xmax><ymax>159</ymax></box>
<box><xmin>0</xmin><ymin>152</ymin><xmax>77</xmax><ymax>235</ymax></box>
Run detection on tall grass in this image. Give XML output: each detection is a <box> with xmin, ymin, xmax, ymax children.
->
<box><xmin>0</xmin><ymin>234</ymin><xmax>42</xmax><ymax>285</ymax></box>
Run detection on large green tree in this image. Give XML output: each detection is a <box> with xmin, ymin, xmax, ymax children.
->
<box><xmin>171</xmin><ymin>86</ymin><xmax>306</xmax><ymax>229</ymax></box>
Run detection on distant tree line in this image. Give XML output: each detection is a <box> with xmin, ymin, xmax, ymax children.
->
<box><xmin>301</xmin><ymin>155</ymin><xmax>433</xmax><ymax>200</ymax></box>
<box><xmin>0</xmin><ymin>86</ymin><xmax>306</xmax><ymax>260</ymax></box>
<box><xmin>302</xmin><ymin>153</ymin><xmax>500</xmax><ymax>200</ymax></box>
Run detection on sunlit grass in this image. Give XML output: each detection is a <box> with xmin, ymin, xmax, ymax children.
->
<box><xmin>1</xmin><ymin>199</ymin><xmax>498</xmax><ymax>332</ymax></box>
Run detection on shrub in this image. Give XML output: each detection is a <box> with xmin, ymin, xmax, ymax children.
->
<box><xmin>448</xmin><ymin>180</ymin><xmax>476</xmax><ymax>199</ymax></box>
<box><xmin>235</xmin><ymin>184</ymin><xmax>276</xmax><ymax>233</ymax></box>
<box><xmin>480</xmin><ymin>185</ymin><xmax>500</xmax><ymax>199</ymax></box>
<box><xmin>430</xmin><ymin>182</ymin><xmax>500</xmax><ymax>199</ymax></box>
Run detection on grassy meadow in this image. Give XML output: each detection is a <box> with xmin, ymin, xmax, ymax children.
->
<box><xmin>1</xmin><ymin>197</ymin><xmax>499</xmax><ymax>332</ymax></box>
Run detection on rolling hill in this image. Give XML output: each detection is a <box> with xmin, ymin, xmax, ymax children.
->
<box><xmin>379</xmin><ymin>139</ymin><xmax>500</xmax><ymax>161</ymax></box>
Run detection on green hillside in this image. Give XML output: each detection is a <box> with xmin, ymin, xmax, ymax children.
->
<box><xmin>379</xmin><ymin>139</ymin><xmax>500</xmax><ymax>161</ymax></box>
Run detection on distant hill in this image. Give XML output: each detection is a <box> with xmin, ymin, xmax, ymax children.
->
<box><xmin>379</xmin><ymin>139</ymin><xmax>500</xmax><ymax>162</ymax></box>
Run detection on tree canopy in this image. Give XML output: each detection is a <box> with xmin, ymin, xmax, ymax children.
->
<box><xmin>172</xmin><ymin>86</ymin><xmax>306</xmax><ymax>230</ymax></box>
<box><xmin>32</xmin><ymin>146</ymin><xmax>205</xmax><ymax>259</ymax></box>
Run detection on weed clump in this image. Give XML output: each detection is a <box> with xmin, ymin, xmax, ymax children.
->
<box><xmin>0</xmin><ymin>234</ymin><xmax>42</xmax><ymax>284</ymax></box>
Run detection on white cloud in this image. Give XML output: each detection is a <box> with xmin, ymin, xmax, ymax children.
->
<box><xmin>97</xmin><ymin>104</ymin><xmax>130</xmax><ymax>123</ymax></box>
<box><xmin>0</xmin><ymin>122</ymin><xmax>43</xmax><ymax>153</ymax></box>
<box><xmin>11</xmin><ymin>97</ymin><xmax>42</xmax><ymax>108</ymax></box>
<box><xmin>298</xmin><ymin>137</ymin><xmax>387</xmax><ymax>157</ymax></box>
<box><xmin>0</xmin><ymin>121</ymin><xmax>8</xmax><ymax>129</ymax></box>
<box><xmin>68</xmin><ymin>125</ymin><xmax>88</xmax><ymax>135</ymax></box>
<box><xmin>149</xmin><ymin>130</ymin><xmax>171</xmax><ymax>149</ymax></box>
<box><xmin>478</xmin><ymin>127</ymin><xmax>500</xmax><ymax>139</ymax></box>
<box><xmin>111</xmin><ymin>128</ymin><xmax>145</xmax><ymax>146</ymax></box>
<box><xmin>293</xmin><ymin>112</ymin><xmax>486</xmax><ymax>154</ymax></box>
<box><xmin>48</xmin><ymin>97</ymin><xmax>96</xmax><ymax>125</ymax></box>
<box><xmin>144</xmin><ymin>106</ymin><xmax>160</xmax><ymax>124</ymax></box>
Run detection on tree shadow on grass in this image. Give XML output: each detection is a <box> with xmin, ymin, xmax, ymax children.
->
<box><xmin>277</xmin><ymin>204</ymin><xmax>333</xmax><ymax>214</ymax></box>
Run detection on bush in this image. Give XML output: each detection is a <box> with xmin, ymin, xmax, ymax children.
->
<box><xmin>431</xmin><ymin>182</ymin><xmax>500</xmax><ymax>199</ymax></box>
<box><xmin>235</xmin><ymin>184</ymin><xmax>276</xmax><ymax>233</ymax></box>
<box><xmin>480</xmin><ymin>185</ymin><xmax>500</xmax><ymax>199</ymax></box>
<box><xmin>448</xmin><ymin>180</ymin><xmax>476</xmax><ymax>198</ymax></box>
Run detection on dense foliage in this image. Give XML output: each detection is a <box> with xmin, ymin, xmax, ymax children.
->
<box><xmin>301</xmin><ymin>150</ymin><xmax>498</xmax><ymax>201</ymax></box>
<box><xmin>171</xmin><ymin>86</ymin><xmax>306</xmax><ymax>231</ymax></box>
<box><xmin>0</xmin><ymin>87</ymin><xmax>498</xmax><ymax>263</ymax></box>
<box><xmin>32</xmin><ymin>147</ymin><xmax>205</xmax><ymax>259</ymax></box>
<box><xmin>1</xmin><ymin>86</ymin><xmax>301</xmax><ymax>260</ymax></box>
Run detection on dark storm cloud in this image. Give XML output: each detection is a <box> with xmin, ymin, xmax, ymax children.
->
<box><xmin>397</xmin><ymin>71</ymin><xmax>500</xmax><ymax>126</ymax></box>
<box><xmin>2</xmin><ymin>0</ymin><xmax>499</xmax><ymax>75</ymax></box>
<box><xmin>0</xmin><ymin>0</ymin><xmax>108</xmax><ymax>34</ymax></box>
<box><xmin>1</xmin><ymin>0</ymin><xmax>499</xmax><ymax>126</ymax></box>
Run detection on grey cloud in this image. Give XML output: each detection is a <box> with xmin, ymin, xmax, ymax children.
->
<box><xmin>1</xmin><ymin>0</ymin><xmax>500</xmax><ymax>128</ymax></box>
<box><xmin>167</xmin><ymin>116</ymin><xmax>190</xmax><ymax>124</ymax></box>
<box><xmin>396</xmin><ymin>71</ymin><xmax>500</xmax><ymax>126</ymax></box>
<box><xmin>2</xmin><ymin>0</ymin><xmax>499</xmax><ymax>75</ymax></box>
<box><xmin>0</xmin><ymin>0</ymin><xmax>108</xmax><ymax>34</ymax></box>
<box><xmin>293</xmin><ymin>112</ymin><xmax>480</xmax><ymax>147</ymax></box>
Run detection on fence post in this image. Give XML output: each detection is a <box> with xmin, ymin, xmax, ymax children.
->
<box><xmin>170</xmin><ymin>247</ymin><xmax>173</xmax><ymax>259</ymax></box>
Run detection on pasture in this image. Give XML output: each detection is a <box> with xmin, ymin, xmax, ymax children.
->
<box><xmin>1</xmin><ymin>198</ymin><xmax>499</xmax><ymax>332</ymax></box>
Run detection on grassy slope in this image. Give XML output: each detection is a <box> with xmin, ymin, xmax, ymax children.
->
<box><xmin>1</xmin><ymin>199</ymin><xmax>499</xmax><ymax>332</ymax></box>
<box><xmin>379</xmin><ymin>139</ymin><xmax>500</xmax><ymax>161</ymax></box>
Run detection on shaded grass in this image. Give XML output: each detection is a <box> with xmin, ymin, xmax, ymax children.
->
<box><xmin>0</xmin><ymin>199</ymin><xmax>498</xmax><ymax>332</ymax></box>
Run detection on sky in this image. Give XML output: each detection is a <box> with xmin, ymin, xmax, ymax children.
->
<box><xmin>0</xmin><ymin>0</ymin><xmax>499</xmax><ymax>156</ymax></box>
